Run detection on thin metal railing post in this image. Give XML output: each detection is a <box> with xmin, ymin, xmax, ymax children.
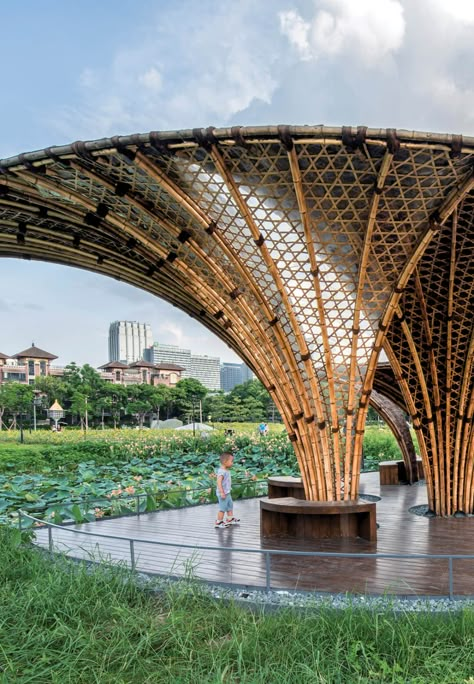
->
<box><xmin>136</xmin><ymin>495</ymin><xmax>140</xmax><ymax>516</ymax></box>
<box><xmin>265</xmin><ymin>551</ymin><xmax>271</xmax><ymax>591</ymax></box>
<box><xmin>448</xmin><ymin>557</ymin><xmax>454</xmax><ymax>599</ymax></box>
<box><xmin>18</xmin><ymin>511</ymin><xmax>22</xmax><ymax>532</ymax></box>
<box><xmin>130</xmin><ymin>539</ymin><xmax>136</xmax><ymax>570</ymax></box>
<box><xmin>48</xmin><ymin>526</ymin><xmax>53</xmax><ymax>553</ymax></box>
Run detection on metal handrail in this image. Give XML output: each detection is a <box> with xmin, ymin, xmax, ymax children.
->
<box><xmin>19</xmin><ymin>509</ymin><xmax>474</xmax><ymax>600</ymax></box>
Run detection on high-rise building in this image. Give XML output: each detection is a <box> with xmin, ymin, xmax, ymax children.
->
<box><xmin>221</xmin><ymin>362</ymin><xmax>254</xmax><ymax>392</ymax></box>
<box><xmin>189</xmin><ymin>353</ymin><xmax>221</xmax><ymax>391</ymax></box>
<box><xmin>145</xmin><ymin>342</ymin><xmax>221</xmax><ymax>390</ymax></box>
<box><xmin>145</xmin><ymin>343</ymin><xmax>191</xmax><ymax>375</ymax></box>
<box><xmin>108</xmin><ymin>321</ymin><xmax>153</xmax><ymax>365</ymax></box>
<box><xmin>241</xmin><ymin>363</ymin><xmax>254</xmax><ymax>384</ymax></box>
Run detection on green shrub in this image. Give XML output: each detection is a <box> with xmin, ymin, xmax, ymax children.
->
<box><xmin>363</xmin><ymin>427</ymin><xmax>405</xmax><ymax>467</ymax></box>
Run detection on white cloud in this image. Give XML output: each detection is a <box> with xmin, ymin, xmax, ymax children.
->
<box><xmin>138</xmin><ymin>67</ymin><xmax>163</xmax><ymax>91</ymax></box>
<box><xmin>54</xmin><ymin>2</ymin><xmax>279</xmax><ymax>140</ymax></box>
<box><xmin>426</xmin><ymin>75</ymin><xmax>474</xmax><ymax>131</ymax></box>
<box><xmin>430</xmin><ymin>0</ymin><xmax>474</xmax><ymax>23</ymax></box>
<box><xmin>279</xmin><ymin>0</ymin><xmax>405</xmax><ymax>65</ymax></box>
<box><xmin>279</xmin><ymin>10</ymin><xmax>312</xmax><ymax>61</ymax></box>
<box><xmin>157</xmin><ymin>321</ymin><xmax>187</xmax><ymax>347</ymax></box>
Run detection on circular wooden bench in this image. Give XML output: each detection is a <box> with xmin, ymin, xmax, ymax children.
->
<box><xmin>267</xmin><ymin>476</ymin><xmax>305</xmax><ymax>499</ymax></box>
<box><xmin>260</xmin><ymin>497</ymin><xmax>377</xmax><ymax>541</ymax></box>
<box><xmin>379</xmin><ymin>458</ymin><xmax>424</xmax><ymax>485</ymax></box>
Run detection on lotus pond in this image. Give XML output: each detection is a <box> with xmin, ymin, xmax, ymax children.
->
<box><xmin>0</xmin><ymin>425</ymin><xmax>404</xmax><ymax>527</ymax></box>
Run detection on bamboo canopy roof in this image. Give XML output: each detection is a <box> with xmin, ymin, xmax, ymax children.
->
<box><xmin>0</xmin><ymin>125</ymin><xmax>473</xmax><ymax>515</ymax></box>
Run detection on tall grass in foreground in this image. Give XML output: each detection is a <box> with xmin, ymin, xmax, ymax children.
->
<box><xmin>1</xmin><ymin>527</ymin><xmax>473</xmax><ymax>683</ymax></box>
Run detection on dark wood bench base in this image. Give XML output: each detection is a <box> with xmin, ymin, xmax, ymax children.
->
<box><xmin>379</xmin><ymin>459</ymin><xmax>424</xmax><ymax>485</ymax></box>
<box><xmin>268</xmin><ymin>476</ymin><xmax>306</xmax><ymax>499</ymax></box>
<box><xmin>260</xmin><ymin>497</ymin><xmax>377</xmax><ymax>542</ymax></box>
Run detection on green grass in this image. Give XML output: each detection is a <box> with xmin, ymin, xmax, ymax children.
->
<box><xmin>1</xmin><ymin>527</ymin><xmax>473</xmax><ymax>683</ymax></box>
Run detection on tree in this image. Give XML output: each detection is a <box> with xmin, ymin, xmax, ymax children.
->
<box><xmin>70</xmin><ymin>391</ymin><xmax>90</xmax><ymax>430</ymax></box>
<box><xmin>0</xmin><ymin>384</ymin><xmax>11</xmax><ymax>430</ymax></box>
<box><xmin>105</xmin><ymin>384</ymin><xmax>127</xmax><ymax>429</ymax></box>
<box><xmin>148</xmin><ymin>384</ymin><xmax>172</xmax><ymax>424</ymax></box>
<box><xmin>203</xmin><ymin>392</ymin><xmax>228</xmax><ymax>423</ymax></box>
<box><xmin>241</xmin><ymin>396</ymin><xmax>266</xmax><ymax>422</ymax></box>
<box><xmin>173</xmin><ymin>378</ymin><xmax>208</xmax><ymax>421</ymax></box>
<box><xmin>92</xmin><ymin>383</ymin><xmax>125</xmax><ymax>429</ymax></box>
<box><xmin>62</xmin><ymin>362</ymin><xmax>82</xmax><ymax>389</ymax></box>
<box><xmin>202</xmin><ymin>380</ymin><xmax>273</xmax><ymax>423</ymax></box>
<box><xmin>126</xmin><ymin>385</ymin><xmax>155</xmax><ymax>427</ymax></box>
<box><xmin>34</xmin><ymin>376</ymin><xmax>68</xmax><ymax>407</ymax></box>
<box><xmin>2</xmin><ymin>384</ymin><xmax>34</xmax><ymax>440</ymax></box>
<box><xmin>62</xmin><ymin>363</ymin><xmax>107</xmax><ymax>428</ymax></box>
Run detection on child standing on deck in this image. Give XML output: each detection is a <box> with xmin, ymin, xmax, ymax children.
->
<box><xmin>215</xmin><ymin>452</ymin><xmax>240</xmax><ymax>528</ymax></box>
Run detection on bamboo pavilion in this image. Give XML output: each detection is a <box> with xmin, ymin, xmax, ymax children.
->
<box><xmin>0</xmin><ymin>126</ymin><xmax>472</xmax><ymax>520</ymax></box>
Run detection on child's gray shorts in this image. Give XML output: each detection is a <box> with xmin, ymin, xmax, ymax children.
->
<box><xmin>217</xmin><ymin>494</ymin><xmax>233</xmax><ymax>512</ymax></box>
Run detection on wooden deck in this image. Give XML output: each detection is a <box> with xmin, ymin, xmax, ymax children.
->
<box><xmin>33</xmin><ymin>472</ymin><xmax>474</xmax><ymax>596</ymax></box>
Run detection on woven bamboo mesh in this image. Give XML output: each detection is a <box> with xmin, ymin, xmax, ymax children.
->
<box><xmin>0</xmin><ymin>126</ymin><xmax>472</xmax><ymax>512</ymax></box>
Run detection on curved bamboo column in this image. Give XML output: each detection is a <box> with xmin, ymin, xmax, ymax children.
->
<box><xmin>369</xmin><ymin>390</ymin><xmax>419</xmax><ymax>484</ymax></box>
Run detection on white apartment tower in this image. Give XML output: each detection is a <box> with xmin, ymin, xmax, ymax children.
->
<box><xmin>108</xmin><ymin>321</ymin><xmax>153</xmax><ymax>365</ymax></box>
<box><xmin>146</xmin><ymin>342</ymin><xmax>221</xmax><ymax>390</ymax></box>
<box><xmin>189</xmin><ymin>353</ymin><xmax>221</xmax><ymax>391</ymax></box>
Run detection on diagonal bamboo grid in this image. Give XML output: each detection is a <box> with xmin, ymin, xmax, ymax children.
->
<box><xmin>0</xmin><ymin>126</ymin><xmax>472</xmax><ymax>513</ymax></box>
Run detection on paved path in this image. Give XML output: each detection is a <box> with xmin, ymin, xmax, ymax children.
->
<box><xmin>34</xmin><ymin>472</ymin><xmax>474</xmax><ymax>596</ymax></box>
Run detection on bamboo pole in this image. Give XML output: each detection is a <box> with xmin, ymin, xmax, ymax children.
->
<box><xmin>287</xmin><ymin>145</ymin><xmax>338</xmax><ymax>499</ymax></box>
<box><xmin>345</xmin><ymin>151</ymin><xmax>392</xmax><ymax>498</ymax></box>
<box><xmin>446</xmin><ymin>211</ymin><xmax>457</xmax><ymax>512</ymax></box>
<box><xmin>351</xmin><ymin>215</ymin><xmax>447</xmax><ymax>498</ymax></box>
<box><xmin>457</xmin><ymin>330</ymin><xmax>474</xmax><ymax>512</ymax></box>
<box><xmin>412</xmin><ymin>270</ymin><xmax>446</xmax><ymax>512</ymax></box>
<box><xmin>382</xmin><ymin>340</ymin><xmax>436</xmax><ymax>511</ymax></box>
<box><xmin>461</xmin><ymin>388</ymin><xmax>474</xmax><ymax>513</ymax></box>
<box><xmin>396</xmin><ymin>305</ymin><xmax>443</xmax><ymax>513</ymax></box>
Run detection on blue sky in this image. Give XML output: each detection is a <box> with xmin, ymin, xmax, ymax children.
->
<box><xmin>1</xmin><ymin>0</ymin><xmax>473</xmax><ymax>366</ymax></box>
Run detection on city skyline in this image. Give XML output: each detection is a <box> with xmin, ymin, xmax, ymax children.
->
<box><xmin>1</xmin><ymin>1</ymin><xmax>473</xmax><ymax>371</ymax></box>
<box><xmin>0</xmin><ymin>260</ymin><xmax>243</xmax><ymax>368</ymax></box>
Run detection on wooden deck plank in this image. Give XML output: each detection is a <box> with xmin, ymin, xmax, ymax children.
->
<box><xmin>33</xmin><ymin>472</ymin><xmax>474</xmax><ymax>596</ymax></box>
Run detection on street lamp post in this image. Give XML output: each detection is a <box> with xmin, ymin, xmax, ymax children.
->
<box><xmin>191</xmin><ymin>395</ymin><xmax>196</xmax><ymax>438</ymax></box>
<box><xmin>47</xmin><ymin>400</ymin><xmax>64</xmax><ymax>432</ymax></box>
<box><xmin>18</xmin><ymin>410</ymin><xmax>25</xmax><ymax>444</ymax></box>
<box><xmin>32</xmin><ymin>390</ymin><xmax>45</xmax><ymax>431</ymax></box>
